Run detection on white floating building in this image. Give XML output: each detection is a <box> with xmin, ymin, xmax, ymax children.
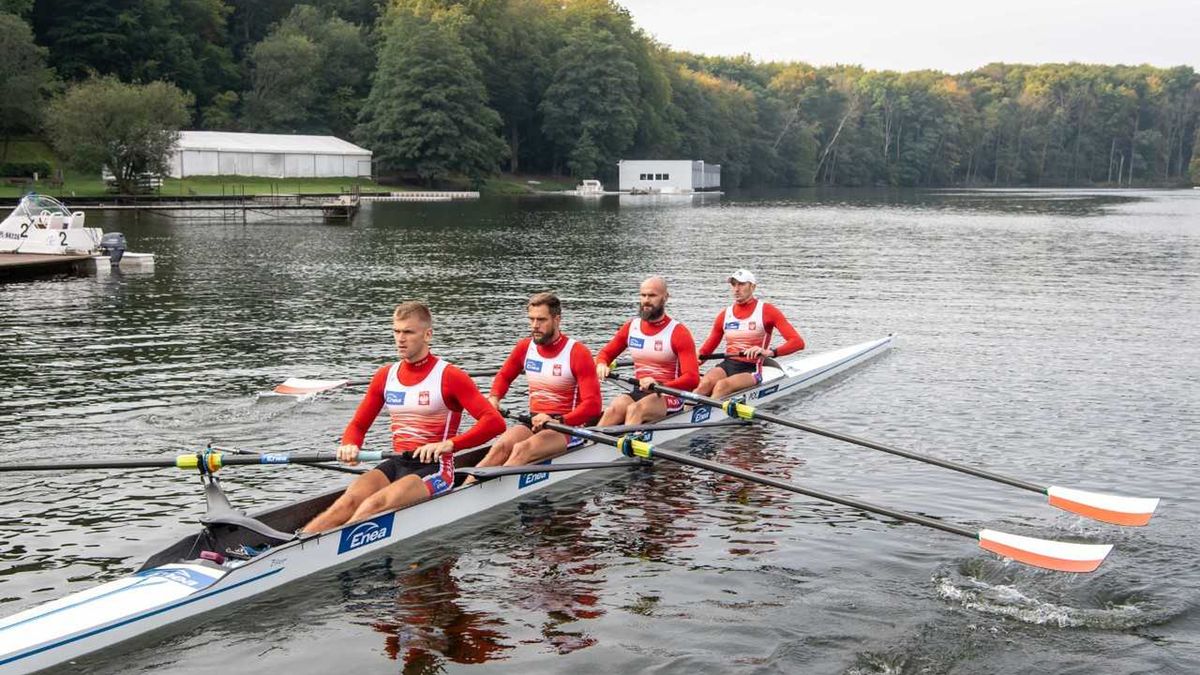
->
<box><xmin>167</xmin><ymin>131</ymin><xmax>372</xmax><ymax>179</ymax></box>
<box><xmin>617</xmin><ymin>159</ymin><xmax>721</xmax><ymax>193</ymax></box>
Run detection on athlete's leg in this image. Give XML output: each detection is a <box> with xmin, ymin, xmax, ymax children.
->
<box><xmin>694</xmin><ymin>366</ymin><xmax>729</xmax><ymax>396</ymax></box>
<box><xmin>626</xmin><ymin>393</ymin><xmax>669</xmax><ymax>425</ymax></box>
<box><xmin>349</xmin><ymin>473</ymin><xmax>431</xmax><ymax>521</ymax></box>
<box><xmin>598</xmin><ymin>393</ymin><xmax>634</xmax><ymax>426</ymax></box>
<box><xmin>302</xmin><ymin>469</ymin><xmax>389</xmax><ymax>533</ymax></box>
<box><xmin>473</xmin><ymin>425</ymin><xmax>532</xmax><ymax>468</ymax></box>
<box><xmin>505</xmin><ymin>428</ymin><xmax>570</xmax><ymax>466</ymax></box>
<box><xmin>462</xmin><ymin>425</ymin><xmax>533</xmax><ymax>485</ymax></box>
<box><xmin>712</xmin><ymin>372</ymin><xmax>759</xmax><ymax>399</ymax></box>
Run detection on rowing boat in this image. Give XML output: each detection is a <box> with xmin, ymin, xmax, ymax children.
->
<box><xmin>0</xmin><ymin>336</ymin><xmax>894</xmax><ymax>672</ymax></box>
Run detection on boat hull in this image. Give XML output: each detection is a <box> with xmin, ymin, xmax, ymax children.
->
<box><xmin>0</xmin><ymin>336</ymin><xmax>893</xmax><ymax>673</ymax></box>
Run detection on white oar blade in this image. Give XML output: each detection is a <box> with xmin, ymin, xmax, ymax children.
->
<box><xmin>1046</xmin><ymin>486</ymin><xmax>1159</xmax><ymax>527</ymax></box>
<box><xmin>978</xmin><ymin>528</ymin><xmax>1112</xmax><ymax>573</ymax></box>
<box><xmin>270</xmin><ymin>378</ymin><xmax>350</xmax><ymax>397</ymax></box>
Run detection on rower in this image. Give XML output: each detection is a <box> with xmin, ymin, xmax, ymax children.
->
<box><xmin>301</xmin><ymin>302</ymin><xmax>505</xmax><ymax>533</ymax></box>
<box><xmin>695</xmin><ymin>269</ymin><xmax>805</xmax><ymax>399</ymax></box>
<box><xmin>594</xmin><ymin>276</ymin><xmax>700</xmax><ymax>426</ymax></box>
<box><xmin>472</xmin><ymin>292</ymin><xmax>602</xmax><ymax>475</ymax></box>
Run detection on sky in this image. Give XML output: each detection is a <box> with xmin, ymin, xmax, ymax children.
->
<box><xmin>617</xmin><ymin>0</ymin><xmax>1199</xmax><ymax>73</ymax></box>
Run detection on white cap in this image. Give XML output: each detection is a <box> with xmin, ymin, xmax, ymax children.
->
<box><xmin>728</xmin><ymin>269</ymin><xmax>756</xmax><ymax>284</ymax></box>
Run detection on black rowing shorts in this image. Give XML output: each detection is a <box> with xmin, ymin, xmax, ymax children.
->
<box><xmin>716</xmin><ymin>358</ymin><xmax>762</xmax><ymax>379</ymax></box>
<box><xmin>375</xmin><ymin>454</ymin><xmax>441</xmax><ymax>483</ymax></box>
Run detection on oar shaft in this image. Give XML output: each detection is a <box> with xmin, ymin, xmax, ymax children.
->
<box><xmin>537</xmin><ymin>417</ymin><xmax>977</xmax><ymax>540</ymax></box>
<box><xmin>617</xmin><ymin>375</ymin><xmax>1046</xmax><ymax>495</ymax></box>
<box><xmin>0</xmin><ymin>451</ymin><xmax>394</xmax><ymax>473</ymax></box>
<box><xmin>753</xmin><ymin>410</ymin><xmax>1046</xmax><ymax>494</ymax></box>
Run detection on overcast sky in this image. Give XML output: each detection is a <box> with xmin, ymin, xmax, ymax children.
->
<box><xmin>617</xmin><ymin>0</ymin><xmax>1199</xmax><ymax>73</ymax></box>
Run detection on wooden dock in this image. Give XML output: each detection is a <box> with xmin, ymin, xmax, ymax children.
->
<box><xmin>0</xmin><ymin>253</ymin><xmax>92</xmax><ymax>282</ymax></box>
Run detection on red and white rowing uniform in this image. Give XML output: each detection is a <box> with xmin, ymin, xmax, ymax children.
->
<box><xmin>525</xmin><ymin>337</ymin><xmax>581</xmax><ymax>416</ymax></box>
<box><xmin>699</xmin><ymin>298</ymin><xmax>805</xmax><ymax>376</ymax></box>
<box><xmin>596</xmin><ymin>315</ymin><xmax>700</xmax><ymax>412</ymax></box>
<box><xmin>491</xmin><ymin>334</ymin><xmax>603</xmax><ymax>445</ymax></box>
<box><xmin>343</xmin><ymin>355</ymin><xmax>505</xmax><ymax>494</ymax></box>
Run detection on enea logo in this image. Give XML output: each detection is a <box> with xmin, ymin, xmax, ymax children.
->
<box><xmin>385</xmin><ymin>391</ymin><xmax>406</xmax><ymax>405</ymax></box>
<box><xmin>261</xmin><ymin>453</ymin><xmax>290</xmax><ymax>464</ymax></box>
<box><xmin>338</xmin><ymin>512</ymin><xmax>395</xmax><ymax>554</ymax></box>
<box><xmin>757</xmin><ymin>385</ymin><xmax>779</xmax><ymax>398</ymax></box>
<box><xmin>525</xmin><ymin>359</ymin><xmax>543</xmax><ymax>373</ymax></box>
<box><xmin>628</xmin><ymin>337</ymin><xmax>645</xmax><ymax>349</ymax></box>
<box><xmin>691</xmin><ymin>406</ymin><xmax>711</xmax><ymax>423</ymax></box>
<box><xmin>518</xmin><ymin>460</ymin><xmax>552</xmax><ymax>488</ymax></box>
<box><xmin>724</xmin><ymin>321</ymin><xmax>740</xmax><ymax>330</ymax></box>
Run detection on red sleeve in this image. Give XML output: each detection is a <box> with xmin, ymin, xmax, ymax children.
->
<box><xmin>764</xmin><ymin>304</ymin><xmax>805</xmax><ymax>356</ymax></box>
<box><xmin>664</xmin><ymin>324</ymin><xmax>700</xmax><ymax>390</ymax></box>
<box><xmin>698</xmin><ymin>309</ymin><xmax>726</xmax><ymax>356</ymax></box>
<box><xmin>563</xmin><ymin>342</ymin><xmax>603</xmax><ymax>426</ymax></box>
<box><xmin>489</xmin><ymin>338</ymin><xmax>530</xmax><ymax>400</ymax></box>
<box><xmin>595</xmin><ymin>320</ymin><xmax>632</xmax><ymax>365</ymax></box>
<box><xmin>441</xmin><ymin>366</ymin><xmax>507</xmax><ymax>450</ymax></box>
<box><xmin>340</xmin><ymin>365</ymin><xmax>390</xmax><ymax>446</ymax></box>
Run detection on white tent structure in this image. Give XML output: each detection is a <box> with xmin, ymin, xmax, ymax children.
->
<box><xmin>167</xmin><ymin>131</ymin><xmax>372</xmax><ymax>179</ymax></box>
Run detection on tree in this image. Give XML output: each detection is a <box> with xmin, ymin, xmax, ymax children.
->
<box><xmin>242</xmin><ymin>5</ymin><xmax>373</xmax><ymax>136</ymax></box>
<box><xmin>540</xmin><ymin>24</ymin><xmax>639</xmax><ymax>177</ymax></box>
<box><xmin>31</xmin><ymin>0</ymin><xmax>237</xmax><ymax>115</ymax></box>
<box><xmin>355</xmin><ymin>5</ymin><xmax>507</xmax><ymax>184</ymax></box>
<box><xmin>46</xmin><ymin>77</ymin><xmax>192</xmax><ymax>194</ymax></box>
<box><xmin>0</xmin><ymin>11</ymin><xmax>55</xmax><ymax>154</ymax></box>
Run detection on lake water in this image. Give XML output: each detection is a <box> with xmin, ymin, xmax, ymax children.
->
<box><xmin>1</xmin><ymin>188</ymin><xmax>1197</xmax><ymax>673</ymax></box>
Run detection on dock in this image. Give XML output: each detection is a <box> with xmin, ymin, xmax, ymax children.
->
<box><xmin>0</xmin><ymin>253</ymin><xmax>92</xmax><ymax>281</ymax></box>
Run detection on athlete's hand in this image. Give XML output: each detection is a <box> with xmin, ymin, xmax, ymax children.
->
<box><xmin>336</xmin><ymin>443</ymin><xmax>361</xmax><ymax>465</ymax></box>
<box><xmin>742</xmin><ymin>346</ymin><xmax>771</xmax><ymax>359</ymax></box>
<box><xmin>414</xmin><ymin>439</ymin><xmax>454</xmax><ymax>463</ymax></box>
<box><xmin>595</xmin><ymin>361</ymin><xmax>611</xmax><ymax>380</ymax></box>
<box><xmin>638</xmin><ymin>377</ymin><xmax>658</xmax><ymax>392</ymax></box>
<box><xmin>486</xmin><ymin>394</ymin><xmax>501</xmax><ymax>410</ymax></box>
<box><xmin>530</xmin><ymin>413</ymin><xmax>554</xmax><ymax>431</ymax></box>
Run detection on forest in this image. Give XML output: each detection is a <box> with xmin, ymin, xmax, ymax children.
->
<box><xmin>3</xmin><ymin>0</ymin><xmax>1197</xmax><ymax>187</ymax></box>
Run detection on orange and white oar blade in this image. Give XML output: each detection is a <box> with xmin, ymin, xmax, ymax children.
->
<box><xmin>978</xmin><ymin>528</ymin><xmax>1112</xmax><ymax>573</ymax></box>
<box><xmin>270</xmin><ymin>378</ymin><xmax>350</xmax><ymax>397</ymax></box>
<box><xmin>1046</xmin><ymin>486</ymin><xmax>1159</xmax><ymax>527</ymax></box>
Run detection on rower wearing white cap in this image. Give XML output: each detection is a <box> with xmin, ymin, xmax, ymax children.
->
<box><xmin>695</xmin><ymin>269</ymin><xmax>805</xmax><ymax>399</ymax></box>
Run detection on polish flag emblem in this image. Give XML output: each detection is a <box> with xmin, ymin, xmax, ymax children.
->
<box><xmin>654</xmin><ymin>340</ymin><xmax>664</xmax><ymax>351</ymax></box>
<box><xmin>418</xmin><ymin>391</ymin><xmax>430</xmax><ymax>405</ymax></box>
<box><xmin>552</xmin><ymin>364</ymin><xmax>562</xmax><ymax>376</ymax></box>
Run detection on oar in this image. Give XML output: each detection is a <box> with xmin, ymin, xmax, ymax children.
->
<box><xmin>508</xmin><ymin>411</ymin><xmax>1113</xmax><ymax>573</ymax></box>
<box><xmin>211</xmin><ymin>444</ymin><xmax>368</xmax><ymax>475</ymax></box>
<box><xmin>610</xmin><ymin>375</ymin><xmax>1160</xmax><ymax>527</ymax></box>
<box><xmin>272</xmin><ymin>354</ymin><xmax>726</xmax><ymax>397</ymax></box>
<box><xmin>269</xmin><ymin>367</ymin><xmax>503</xmax><ymax>397</ymax></box>
<box><xmin>0</xmin><ymin>450</ymin><xmax>395</xmax><ymax>473</ymax></box>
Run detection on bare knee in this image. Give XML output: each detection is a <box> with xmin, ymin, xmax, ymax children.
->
<box><xmin>507</xmin><ymin>440</ymin><xmax>532</xmax><ymax>465</ymax></box>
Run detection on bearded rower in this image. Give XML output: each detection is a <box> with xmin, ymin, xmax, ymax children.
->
<box><xmin>302</xmin><ymin>302</ymin><xmax>505</xmax><ymax>533</ymax></box>
<box><xmin>696</xmin><ymin>269</ymin><xmax>805</xmax><ymax>399</ymax></box>
<box><xmin>595</xmin><ymin>276</ymin><xmax>700</xmax><ymax>426</ymax></box>
<box><xmin>473</xmin><ymin>292</ymin><xmax>603</xmax><ymax>474</ymax></box>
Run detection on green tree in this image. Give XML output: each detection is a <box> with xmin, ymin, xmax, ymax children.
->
<box><xmin>31</xmin><ymin>0</ymin><xmax>237</xmax><ymax>114</ymax></box>
<box><xmin>0</xmin><ymin>11</ymin><xmax>55</xmax><ymax>155</ymax></box>
<box><xmin>540</xmin><ymin>24</ymin><xmax>639</xmax><ymax>177</ymax></box>
<box><xmin>46</xmin><ymin>77</ymin><xmax>192</xmax><ymax>194</ymax></box>
<box><xmin>355</xmin><ymin>5</ymin><xmax>507</xmax><ymax>184</ymax></box>
<box><xmin>243</xmin><ymin>5</ymin><xmax>373</xmax><ymax>136</ymax></box>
